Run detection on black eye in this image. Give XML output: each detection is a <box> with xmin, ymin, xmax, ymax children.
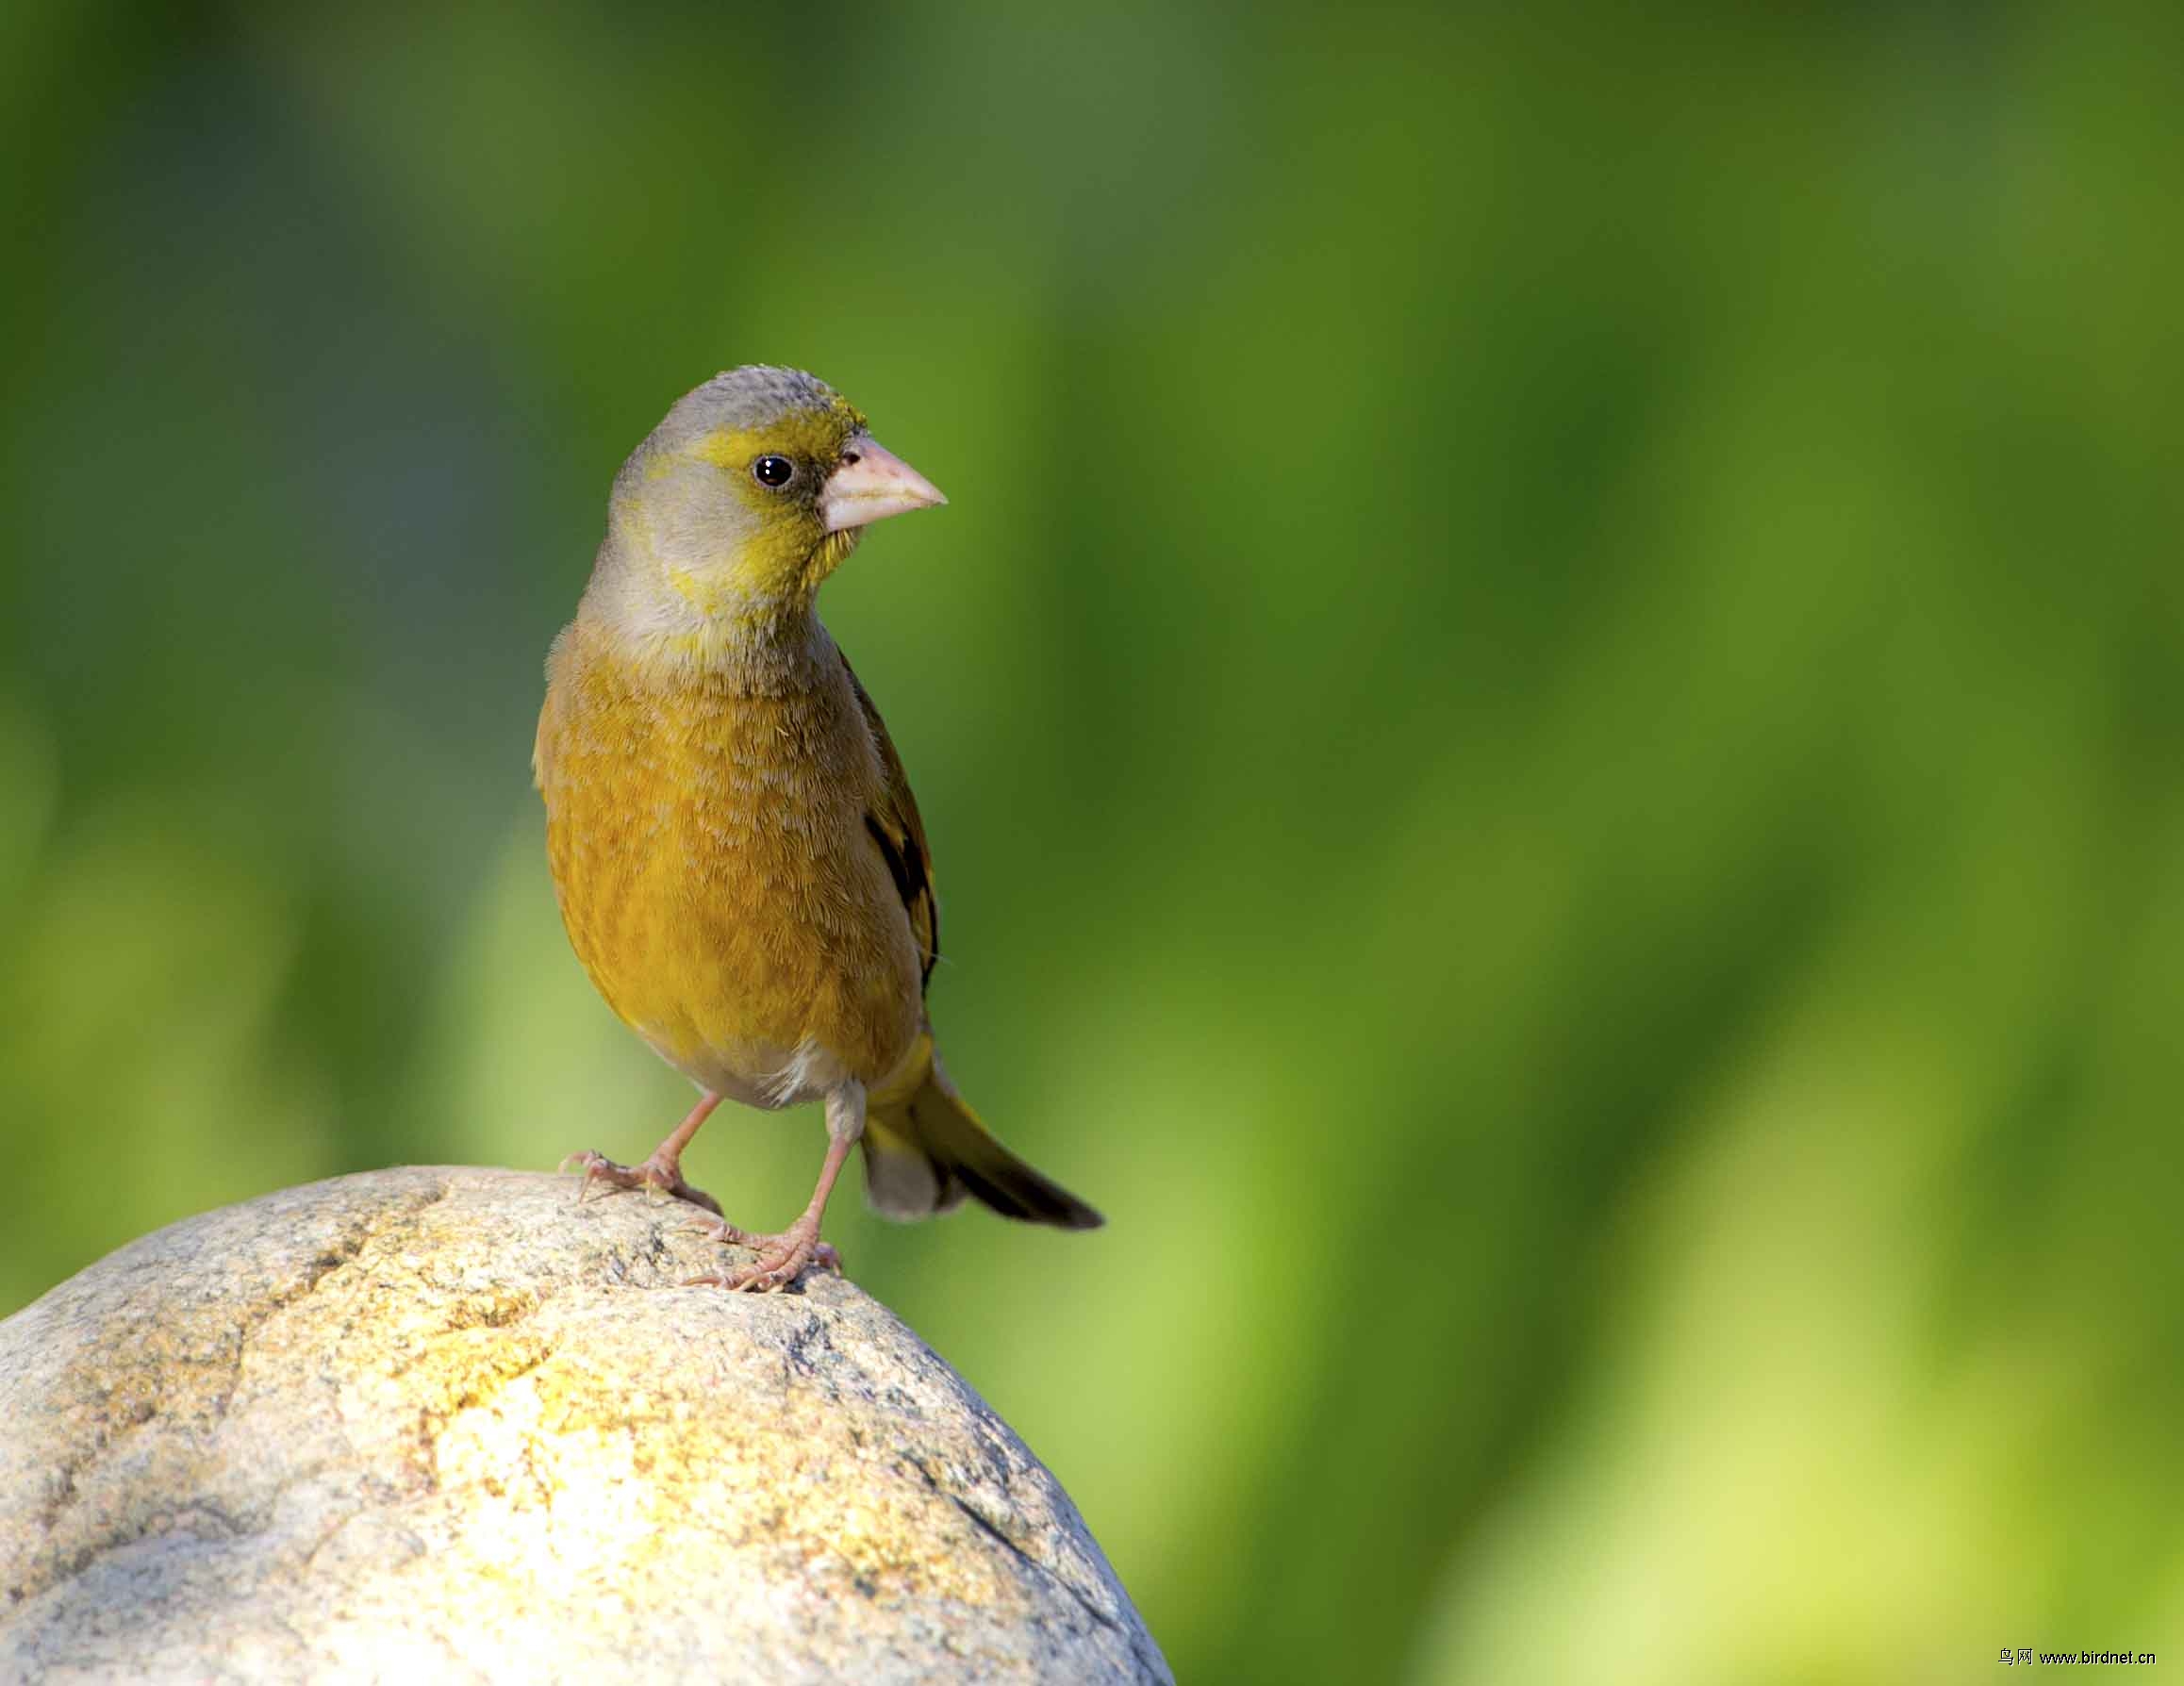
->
<box><xmin>752</xmin><ymin>455</ymin><xmax>796</xmax><ymax>488</ymax></box>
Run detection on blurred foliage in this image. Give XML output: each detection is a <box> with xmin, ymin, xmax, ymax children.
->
<box><xmin>4</xmin><ymin>2</ymin><xmax>2182</xmax><ymax>1679</ymax></box>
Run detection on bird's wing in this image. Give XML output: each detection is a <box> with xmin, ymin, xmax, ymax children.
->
<box><xmin>843</xmin><ymin>655</ymin><xmax>939</xmax><ymax>991</ymax></box>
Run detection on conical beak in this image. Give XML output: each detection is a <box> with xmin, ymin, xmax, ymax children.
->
<box><xmin>819</xmin><ymin>436</ymin><xmax>948</xmax><ymax>533</ymax></box>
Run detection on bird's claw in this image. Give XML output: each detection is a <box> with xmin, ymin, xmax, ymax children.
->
<box><xmin>559</xmin><ymin>1148</ymin><xmax>722</xmax><ymax>1216</ymax></box>
<box><xmin>682</xmin><ymin>1227</ymin><xmax>841</xmax><ymax>1293</ymax></box>
<box><xmin>560</xmin><ymin>1149</ymin><xmax>613</xmax><ymax>1198</ymax></box>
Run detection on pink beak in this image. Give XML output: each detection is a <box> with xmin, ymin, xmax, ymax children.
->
<box><xmin>819</xmin><ymin>435</ymin><xmax>948</xmax><ymax>533</ymax></box>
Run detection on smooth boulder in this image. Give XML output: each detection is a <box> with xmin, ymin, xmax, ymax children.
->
<box><xmin>0</xmin><ymin>1166</ymin><xmax>1168</xmax><ymax>1683</ymax></box>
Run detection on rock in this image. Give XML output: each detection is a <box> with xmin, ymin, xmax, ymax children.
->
<box><xmin>0</xmin><ymin>1167</ymin><xmax>1168</xmax><ymax>1684</ymax></box>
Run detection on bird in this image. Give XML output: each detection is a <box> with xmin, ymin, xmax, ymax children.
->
<box><xmin>534</xmin><ymin>366</ymin><xmax>1102</xmax><ymax>1290</ymax></box>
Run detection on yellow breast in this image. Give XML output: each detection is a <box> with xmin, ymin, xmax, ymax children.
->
<box><xmin>535</xmin><ymin>620</ymin><xmax>923</xmax><ymax>1098</ymax></box>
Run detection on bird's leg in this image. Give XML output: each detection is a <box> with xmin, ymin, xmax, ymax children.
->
<box><xmin>562</xmin><ymin>1091</ymin><xmax>724</xmax><ymax>1215</ymax></box>
<box><xmin>687</xmin><ymin>1082</ymin><xmax>864</xmax><ymax>1292</ymax></box>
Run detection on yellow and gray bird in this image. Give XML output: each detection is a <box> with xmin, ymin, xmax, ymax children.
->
<box><xmin>535</xmin><ymin>367</ymin><xmax>1101</xmax><ymax>1290</ymax></box>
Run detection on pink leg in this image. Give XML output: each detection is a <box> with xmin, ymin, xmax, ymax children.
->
<box><xmin>562</xmin><ymin>1091</ymin><xmax>724</xmax><ymax>1215</ymax></box>
<box><xmin>687</xmin><ymin>1083</ymin><xmax>863</xmax><ymax>1292</ymax></box>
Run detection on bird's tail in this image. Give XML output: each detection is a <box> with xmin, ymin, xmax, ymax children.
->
<box><xmin>861</xmin><ymin>1033</ymin><xmax>1103</xmax><ymax>1230</ymax></box>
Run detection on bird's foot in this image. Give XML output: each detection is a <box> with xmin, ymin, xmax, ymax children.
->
<box><xmin>680</xmin><ymin>1212</ymin><xmax>842</xmax><ymax>1293</ymax></box>
<box><xmin>559</xmin><ymin>1148</ymin><xmax>723</xmax><ymax>1217</ymax></box>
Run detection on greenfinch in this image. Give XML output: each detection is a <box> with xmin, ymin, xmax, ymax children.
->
<box><xmin>534</xmin><ymin>367</ymin><xmax>1101</xmax><ymax>1290</ymax></box>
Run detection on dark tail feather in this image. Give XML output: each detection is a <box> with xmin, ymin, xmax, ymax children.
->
<box><xmin>862</xmin><ymin>1045</ymin><xmax>1102</xmax><ymax>1231</ymax></box>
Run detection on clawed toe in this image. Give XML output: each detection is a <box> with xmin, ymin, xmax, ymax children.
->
<box><xmin>683</xmin><ymin>1254</ymin><xmax>795</xmax><ymax>1293</ymax></box>
<box><xmin>682</xmin><ymin>1225</ymin><xmax>840</xmax><ymax>1293</ymax></box>
<box><xmin>677</xmin><ymin>1213</ymin><xmax>752</xmax><ymax>1246</ymax></box>
<box><xmin>559</xmin><ymin>1149</ymin><xmax>617</xmax><ymax>1194</ymax></box>
<box><xmin>560</xmin><ymin>1148</ymin><xmax>722</xmax><ymax>1216</ymax></box>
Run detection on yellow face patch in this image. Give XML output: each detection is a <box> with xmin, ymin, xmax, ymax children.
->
<box><xmin>686</xmin><ymin>405</ymin><xmax>864</xmax><ymax>493</ymax></box>
<box><xmin>674</xmin><ymin>403</ymin><xmax>868</xmax><ymax>599</ymax></box>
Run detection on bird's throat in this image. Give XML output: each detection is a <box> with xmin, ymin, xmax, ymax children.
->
<box><xmin>801</xmin><ymin>525</ymin><xmax>863</xmax><ymax>592</ymax></box>
<box><xmin>666</xmin><ymin>603</ymin><xmax>839</xmax><ymax>697</ymax></box>
<box><xmin>581</xmin><ymin>523</ymin><xmax>861</xmax><ymax>696</ymax></box>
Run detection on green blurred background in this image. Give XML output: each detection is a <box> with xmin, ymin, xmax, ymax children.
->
<box><xmin>4</xmin><ymin>3</ymin><xmax>2180</xmax><ymax>1678</ymax></box>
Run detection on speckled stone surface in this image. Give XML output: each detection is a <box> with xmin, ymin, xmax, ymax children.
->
<box><xmin>0</xmin><ymin>1167</ymin><xmax>1168</xmax><ymax>1684</ymax></box>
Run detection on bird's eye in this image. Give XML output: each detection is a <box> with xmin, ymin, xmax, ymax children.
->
<box><xmin>752</xmin><ymin>455</ymin><xmax>796</xmax><ymax>488</ymax></box>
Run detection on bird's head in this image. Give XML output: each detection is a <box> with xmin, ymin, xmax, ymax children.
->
<box><xmin>591</xmin><ymin>366</ymin><xmax>946</xmax><ymax>636</ymax></box>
